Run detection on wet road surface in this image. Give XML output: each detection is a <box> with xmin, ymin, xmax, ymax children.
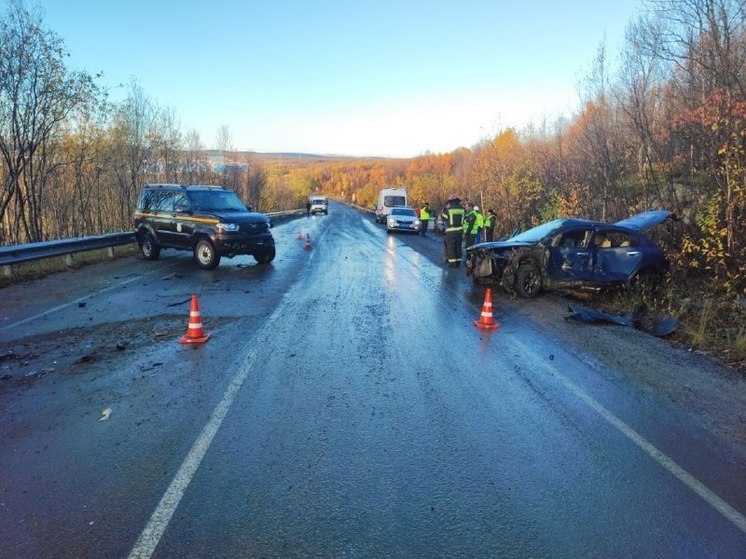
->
<box><xmin>1</xmin><ymin>201</ymin><xmax>745</xmax><ymax>558</ymax></box>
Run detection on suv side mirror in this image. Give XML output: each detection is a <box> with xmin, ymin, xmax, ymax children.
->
<box><xmin>174</xmin><ymin>204</ymin><xmax>191</xmax><ymax>214</ymax></box>
<box><xmin>246</xmin><ymin>205</ymin><xmax>254</xmax><ymax>212</ymax></box>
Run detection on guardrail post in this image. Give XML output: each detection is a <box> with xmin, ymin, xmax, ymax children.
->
<box><xmin>106</xmin><ymin>247</ymin><xmax>115</xmax><ymax>259</ymax></box>
<box><xmin>64</xmin><ymin>254</ymin><xmax>74</xmax><ymax>267</ymax></box>
<box><xmin>3</xmin><ymin>265</ymin><xmax>12</xmax><ymax>279</ymax></box>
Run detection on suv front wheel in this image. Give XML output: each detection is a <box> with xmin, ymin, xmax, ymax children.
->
<box><xmin>140</xmin><ymin>233</ymin><xmax>161</xmax><ymax>260</ymax></box>
<box><xmin>194</xmin><ymin>239</ymin><xmax>221</xmax><ymax>269</ymax></box>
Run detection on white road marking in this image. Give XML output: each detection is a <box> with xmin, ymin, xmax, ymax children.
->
<box><xmin>511</xmin><ymin>338</ymin><xmax>746</xmax><ymax>534</ymax></box>
<box><xmin>0</xmin><ymin>262</ymin><xmax>179</xmax><ymax>331</ymax></box>
<box><xmin>128</xmin><ymin>250</ymin><xmax>315</xmax><ymax>559</ymax></box>
<box><xmin>127</xmin><ymin>347</ymin><xmax>255</xmax><ymax>559</ymax></box>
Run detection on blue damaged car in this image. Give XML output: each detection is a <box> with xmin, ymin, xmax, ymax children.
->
<box><xmin>465</xmin><ymin>210</ymin><xmax>676</xmax><ymax>298</ymax></box>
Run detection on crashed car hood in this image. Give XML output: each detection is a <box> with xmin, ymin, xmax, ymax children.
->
<box><xmin>467</xmin><ymin>240</ymin><xmax>535</xmax><ymax>252</ymax></box>
<box><xmin>614</xmin><ymin>210</ymin><xmax>674</xmax><ymax>231</ymax></box>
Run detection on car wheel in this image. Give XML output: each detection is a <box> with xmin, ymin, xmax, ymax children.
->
<box><xmin>254</xmin><ymin>248</ymin><xmax>276</xmax><ymax>264</ymax></box>
<box><xmin>139</xmin><ymin>233</ymin><xmax>160</xmax><ymax>260</ymax></box>
<box><xmin>194</xmin><ymin>239</ymin><xmax>221</xmax><ymax>269</ymax></box>
<box><xmin>515</xmin><ymin>263</ymin><xmax>542</xmax><ymax>298</ymax></box>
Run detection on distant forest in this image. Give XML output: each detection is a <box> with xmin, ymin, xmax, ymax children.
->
<box><xmin>1</xmin><ymin>0</ymin><xmax>745</xmax><ymax>296</ymax></box>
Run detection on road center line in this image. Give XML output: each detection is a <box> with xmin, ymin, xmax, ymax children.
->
<box><xmin>128</xmin><ymin>250</ymin><xmax>315</xmax><ymax>559</ymax></box>
<box><xmin>0</xmin><ymin>262</ymin><xmax>180</xmax><ymax>332</ymax></box>
<box><xmin>511</xmin><ymin>338</ymin><xmax>746</xmax><ymax>534</ymax></box>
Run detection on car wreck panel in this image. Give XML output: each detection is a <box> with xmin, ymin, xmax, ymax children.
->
<box><xmin>465</xmin><ymin>210</ymin><xmax>670</xmax><ymax>297</ymax></box>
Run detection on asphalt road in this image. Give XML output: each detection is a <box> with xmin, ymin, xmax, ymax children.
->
<box><xmin>1</xmin><ymin>201</ymin><xmax>745</xmax><ymax>558</ymax></box>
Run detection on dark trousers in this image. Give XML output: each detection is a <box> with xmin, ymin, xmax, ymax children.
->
<box><xmin>485</xmin><ymin>229</ymin><xmax>494</xmax><ymax>242</ymax></box>
<box><xmin>464</xmin><ymin>233</ymin><xmax>477</xmax><ymax>249</ymax></box>
<box><xmin>444</xmin><ymin>231</ymin><xmax>463</xmax><ymax>265</ymax></box>
<box><xmin>420</xmin><ymin>219</ymin><xmax>429</xmax><ymax>236</ymax></box>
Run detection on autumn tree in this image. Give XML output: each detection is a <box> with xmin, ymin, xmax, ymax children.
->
<box><xmin>107</xmin><ymin>80</ymin><xmax>157</xmax><ymax>227</ymax></box>
<box><xmin>0</xmin><ymin>0</ymin><xmax>99</xmax><ymax>242</ymax></box>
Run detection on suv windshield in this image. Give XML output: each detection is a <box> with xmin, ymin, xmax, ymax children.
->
<box><xmin>391</xmin><ymin>208</ymin><xmax>415</xmax><ymax>216</ymax></box>
<box><xmin>188</xmin><ymin>190</ymin><xmax>247</xmax><ymax>212</ymax></box>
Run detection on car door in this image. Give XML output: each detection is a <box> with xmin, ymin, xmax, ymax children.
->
<box><xmin>152</xmin><ymin>191</ymin><xmax>178</xmax><ymax>246</ymax></box>
<box><xmin>171</xmin><ymin>192</ymin><xmax>194</xmax><ymax>248</ymax></box>
<box><xmin>546</xmin><ymin>227</ymin><xmax>594</xmax><ymax>284</ymax></box>
<box><xmin>589</xmin><ymin>229</ymin><xmax>644</xmax><ymax>283</ymax></box>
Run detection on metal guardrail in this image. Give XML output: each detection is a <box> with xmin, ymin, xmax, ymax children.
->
<box><xmin>0</xmin><ymin>232</ymin><xmax>136</xmax><ymax>267</ymax></box>
<box><xmin>0</xmin><ymin>209</ymin><xmax>305</xmax><ymax>274</ymax></box>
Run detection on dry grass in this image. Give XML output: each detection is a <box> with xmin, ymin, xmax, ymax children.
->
<box><xmin>571</xmin><ymin>277</ymin><xmax>746</xmax><ymax>375</ymax></box>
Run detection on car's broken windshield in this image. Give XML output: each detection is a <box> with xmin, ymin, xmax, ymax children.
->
<box><xmin>510</xmin><ymin>219</ymin><xmax>566</xmax><ymax>243</ymax></box>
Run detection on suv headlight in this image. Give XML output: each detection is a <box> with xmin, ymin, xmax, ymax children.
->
<box><xmin>414</xmin><ymin>219</ymin><xmax>421</xmax><ymax>226</ymax></box>
<box><xmin>216</xmin><ymin>223</ymin><xmax>240</xmax><ymax>232</ymax></box>
<box><xmin>387</xmin><ymin>217</ymin><xmax>396</xmax><ymax>226</ymax></box>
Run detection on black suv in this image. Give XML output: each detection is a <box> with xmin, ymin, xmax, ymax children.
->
<box><xmin>134</xmin><ymin>184</ymin><xmax>275</xmax><ymax>269</ymax></box>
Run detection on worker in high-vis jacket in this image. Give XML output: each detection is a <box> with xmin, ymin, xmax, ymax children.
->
<box><xmin>463</xmin><ymin>204</ymin><xmax>481</xmax><ymax>249</ymax></box>
<box><xmin>419</xmin><ymin>202</ymin><xmax>431</xmax><ymax>236</ymax></box>
<box><xmin>442</xmin><ymin>195</ymin><xmax>465</xmax><ymax>267</ymax></box>
<box><xmin>484</xmin><ymin>209</ymin><xmax>497</xmax><ymax>242</ymax></box>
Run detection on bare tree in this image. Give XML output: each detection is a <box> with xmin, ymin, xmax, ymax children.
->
<box><xmin>184</xmin><ymin>129</ymin><xmax>205</xmax><ymax>184</ymax></box>
<box><xmin>0</xmin><ymin>0</ymin><xmax>99</xmax><ymax>242</ymax></box>
<box><xmin>215</xmin><ymin>124</ymin><xmax>233</xmax><ymax>187</ymax></box>
<box><xmin>152</xmin><ymin>107</ymin><xmax>182</xmax><ymax>183</ymax></box>
<box><xmin>643</xmin><ymin>0</ymin><xmax>746</xmax><ymax>96</ymax></box>
<box><xmin>108</xmin><ymin>80</ymin><xmax>157</xmax><ymax>225</ymax></box>
<box><xmin>574</xmin><ymin>42</ymin><xmax>626</xmax><ymax>220</ymax></box>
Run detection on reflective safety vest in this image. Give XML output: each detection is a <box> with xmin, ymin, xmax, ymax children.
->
<box><xmin>464</xmin><ymin>210</ymin><xmax>481</xmax><ymax>235</ymax></box>
<box><xmin>444</xmin><ymin>206</ymin><xmax>465</xmax><ymax>232</ymax></box>
<box><xmin>420</xmin><ymin>207</ymin><xmax>431</xmax><ymax>220</ymax></box>
<box><xmin>484</xmin><ymin>214</ymin><xmax>496</xmax><ymax>230</ymax></box>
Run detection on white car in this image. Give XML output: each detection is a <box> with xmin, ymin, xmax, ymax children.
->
<box><xmin>386</xmin><ymin>206</ymin><xmax>420</xmax><ymax>234</ymax></box>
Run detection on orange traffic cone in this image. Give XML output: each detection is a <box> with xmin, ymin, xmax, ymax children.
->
<box><xmin>473</xmin><ymin>288</ymin><xmax>500</xmax><ymax>330</ymax></box>
<box><xmin>179</xmin><ymin>294</ymin><xmax>211</xmax><ymax>344</ymax></box>
<box><xmin>296</xmin><ymin>230</ymin><xmax>302</xmax><ymax>240</ymax></box>
<box><xmin>304</xmin><ymin>234</ymin><xmax>312</xmax><ymax>250</ymax></box>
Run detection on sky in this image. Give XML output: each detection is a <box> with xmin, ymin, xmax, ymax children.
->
<box><xmin>38</xmin><ymin>0</ymin><xmax>644</xmax><ymax>158</ymax></box>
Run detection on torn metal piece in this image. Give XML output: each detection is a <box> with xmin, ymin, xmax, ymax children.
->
<box><xmin>566</xmin><ymin>303</ymin><xmax>679</xmax><ymax>337</ymax></box>
<box><xmin>566</xmin><ymin>304</ymin><xmax>638</xmax><ymax>327</ymax></box>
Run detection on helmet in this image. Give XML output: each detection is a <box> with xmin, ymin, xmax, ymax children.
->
<box><xmin>447</xmin><ymin>194</ymin><xmax>459</xmax><ymax>202</ymax></box>
<box><xmin>473</xmin><ymin>205</ymin><xmax>480</xmax><ymax>211</ymax></box>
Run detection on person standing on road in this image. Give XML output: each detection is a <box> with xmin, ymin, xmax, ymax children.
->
<box><xmin>442</xmin><ymin>195</ymin><xmax>465</xmax><ymax>267</ymax></box>
<box><xmin>306</xmin><ymin>199</ymin><xmax>311</xmax><ymax>217</ymax></box>
<box><xmin>474</xmin><ymin>205</ymin><xmax>484</xmax><ymax>244</ymax></box>
<box><xmin>484</xmin><ymin>209</ymin><xmax>497</xmax><ymax>242</ymax></box>
<box><xmin>463</xmin><ymin>204</ymin><xmax>479</xmax><ymax>249</ymax></box>
<box><xmin>419</xmin><ymin>202</ymin><xmax>431</xmax><ymax>236</ymax></box>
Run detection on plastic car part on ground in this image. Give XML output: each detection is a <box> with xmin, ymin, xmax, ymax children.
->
<box><xmin>566</xmin><ymin>303</ymin><xmax>679</xmax><ymax>337</ymax></box>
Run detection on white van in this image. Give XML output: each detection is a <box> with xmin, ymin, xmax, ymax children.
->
<box><xmin>375</xmin><ymin>187</ymin><xmax>408</xmax><ymax>223</ymax></box>
<box><xmin>308</xmin><ymin>195</ymin><xmax>328</xmax><ymax>215</ymax></box>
